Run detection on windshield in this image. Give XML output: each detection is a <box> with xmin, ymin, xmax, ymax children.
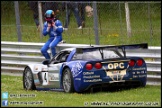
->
<box><xmin>72</xmin><ymin>48</ymin><xmax>123</xmax><ymax>60</ymax></box>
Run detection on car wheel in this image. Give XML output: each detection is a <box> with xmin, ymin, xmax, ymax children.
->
<box><xmin>62</xmin><ymin>68</ymin><xmax>74</xmax><ymax>93</ymax></box>
<box><xmin>23</xmin><ymin>67</ymin><xmax>36</xmax><ymax>90</ymax></box>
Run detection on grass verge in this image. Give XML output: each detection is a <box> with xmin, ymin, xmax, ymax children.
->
<box><xmin>1</xmin><ymin>75</ymin><xmax>161</xmax><ymax>107</ymax></box>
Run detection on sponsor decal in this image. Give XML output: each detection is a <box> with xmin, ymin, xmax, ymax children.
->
<box><xmin>141</xmin><ymin>71</ymin><xmax>145</xmax><ymax>74</ymax></box>
<box><xmin>71</xmin><ymin>62</ymin><xmax>83</xmax><ymax>77</ymax></box>
<box><xmin>138</xmin><ymin>75</ymin><xmax>147</xmax><ymax>78</ymax></box>
<box><xmin>133</xmin><ymin>75</ymin><xmax>147</xmax><ymax>78</ymax></box>
<box><xmin>75</xmin><ymin>78</ymin><xmax>81</xmax><ymax>80</ymax></box>
<box><xmin>103</xmin><ymin>65</ymin><xmax>126</xmax><ymax>81</ymax></box>
<box><xmin>83</xmin><ymin>75</ymin><xmax>100</xmax><ymax>79</ymax></box>
<box><xmin>84</xmin><ymin>79</ymin><xmax>102</xmax><ymax>82</ymax></box>
<box><xmin>83</xmin><ymin>72</ymin><xmax>94</xmax><ymax>75</ymax></box>
<box><xmin>133</xmin><ymin>75</ymin><xmax>138</xmax><ymax>78</ymax></box>
<box><xmin>132</xmin><ymin>67</ymin><xmax>146</xmax><ymax>70</ymax></box>
<box><xmin>48</xmin><ymin>73</ymin><xmax>59</xmax><ymax>81</ymax></box>
<box><xmin>82</xmin><ymin>72</ymin><xmax>101</xmax><ymax>82</ymax></box>
<box><xmin>107</xmin><ymin>62</ymin><xmax>125</xmax><ymax>69</ymax></box>
<box><xmin>132</xmin><ymin>71</ymin><xmax>146</xmax><ymax>75</ymax></box>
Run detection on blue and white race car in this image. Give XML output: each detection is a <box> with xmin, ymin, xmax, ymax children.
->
<box><xmin>23</xmin><ymin>43</ymin><xmax>148</xmax><ymax>93</ymax></box>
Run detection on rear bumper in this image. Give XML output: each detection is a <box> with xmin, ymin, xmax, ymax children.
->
<box><xmin>83</xmin><ymin>80</ymin><xmax>145</xmax><ymax>92</ymax></box>
<box><xmin>74</xmin><ymin>77</ymin><xmax>147</xmax><ymax>92</ymax></box>
<box><xmin>74</xmin><ymin>69</ymin><xmax>147</xmax><ymax>92</ymax></box>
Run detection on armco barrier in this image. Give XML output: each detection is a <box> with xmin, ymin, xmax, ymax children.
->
<box><xmin>1</xmin><ymin>41</ymin><xmax>161</xmax><ymax>85</ymax></box>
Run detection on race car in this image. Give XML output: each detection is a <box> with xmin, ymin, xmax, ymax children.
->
<box><xmin>23</xmin><ymin>43</ymin><xmax>148</xmax><ymax>93</ymax></box>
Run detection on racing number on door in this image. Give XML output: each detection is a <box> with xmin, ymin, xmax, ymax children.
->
<box><xmin>44</xmin><ymin>73</ymin><xmax>47</xmax><ymax>82</ymax></box>
<box><xmin>42</xmin><ymin>72</ymin><xmax>48</xmax><ymax>85</ymax></box>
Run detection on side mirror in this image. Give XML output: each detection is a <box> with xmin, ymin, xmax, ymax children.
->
<box><xmin>42</xmin><ymin>59</ymin><xmax>50</xmax><ymax>65</ymax></box>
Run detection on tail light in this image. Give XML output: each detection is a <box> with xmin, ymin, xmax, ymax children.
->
<box><xmin>129</xmin><ymin>59</ymin><xmax>135</xmax><ymax>67</ymax></box>
<box><xmin>86</xmin><ymin>63</ymin><xmax>93</xmax><ymax>70</ymax></box>
<box><xmin>86</xmin><ymin>62</ymin><xmax>102</xmax><ymax>70</ymax></box>
<box><xmin>95</xmin><ymin>62</ymin><xmax>102</xmax><ymax>69</ymax></box>
<box><xmin>137</xmin><ymin>59</ymin><xmax>143</xmax><ymax>66</ymax></box>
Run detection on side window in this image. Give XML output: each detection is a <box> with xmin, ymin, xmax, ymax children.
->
<box><xmin>56</xmin><ymin>53</ymin><xmax>64</xmax><ymax>61</ymax></box>
<box><xmin>50</xmin><ymin>52</ymin><xmax>64</xmax><ymax>64</ymax></box>
<box><xmin>72</xmin><ymin>53</ymin><xmax>83</xmax><ymax>60</ymax></box>
<box><xmin>60</xmin><ymin>54</ymin><xmax>69</xmax><ymax>62</ymax></box>
<box><xmin>50</xmin><ymin>51</ymin><xmax>70</xmax><ymax>64</ymax></box>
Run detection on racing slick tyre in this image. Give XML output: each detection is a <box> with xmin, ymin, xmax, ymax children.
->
<box><xmin>23</xmin><ymin>67</ymin><xmax>36</xmax><ymax>90</ymax></box>
<box><xmin>62</xmin><ymin>68</ymin><xmax>74</xmax><ymax>93</ymax></box>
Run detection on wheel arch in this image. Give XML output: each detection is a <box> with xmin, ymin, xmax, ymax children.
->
<box><xmin>23</xmin><ymin>65</ymin><xmax>36</xmax><ymax>90</ymax></box>
<box><xmin>23</xmin><ymin>65</ymin><xmax>33</xmax><ymax>79</ymax></box>
<box><xmin>60</xmin><ymin>66</ymin><xmax>71</xmax><ymax>88</ymax></box>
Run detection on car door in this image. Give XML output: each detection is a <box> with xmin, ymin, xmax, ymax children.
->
<box><xmin>47</xmin><ymin>51</ymin><xmax>70</xmax><ymax>88</ymax></box>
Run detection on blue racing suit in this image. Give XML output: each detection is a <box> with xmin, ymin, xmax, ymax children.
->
<box><xmin>41</xmin><ymin>19</ymin><xmax>63</xmax><ymax>59</ymax></box>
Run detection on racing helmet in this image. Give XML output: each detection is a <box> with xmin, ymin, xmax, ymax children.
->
<box><xmin>44</xmin><ymin>10</ymin><xmax>55</xmax><ymax>21</ymax></box>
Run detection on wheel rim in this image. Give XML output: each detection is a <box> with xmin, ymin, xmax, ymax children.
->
<box><xmin>24</xmin><ymin>68</ymin><xmax>33</xmax><ymax>90</ymax></box>
<box><xmin>63</xmin><ymin>71</ymin><xmax>71</xmax><ymax>92</ymax></box>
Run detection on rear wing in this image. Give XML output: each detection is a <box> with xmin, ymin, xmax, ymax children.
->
<box><xmin>76</xmin><ymin>43</ymin><xmax>148</xmax><ymax>58</ymax></box>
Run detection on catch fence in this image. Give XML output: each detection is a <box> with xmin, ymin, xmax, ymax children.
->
<box><xmin>1</xmin><ymin>1</ymin><xmax>161</xmax><ymax>46</ymax></box>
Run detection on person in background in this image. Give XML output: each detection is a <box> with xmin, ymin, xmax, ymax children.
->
<box><xmin>78</xmin><ymin>1</ymin><xmax>92</xmax><ymax>28</ymax></box>
<box><xmin>28</xmin><ymin>1</ymin><xmax>60</xmax><ymax>31</ymax></box>
<box><xmin>85</xmin><ymin>4</ymin><xmax>93</xmax><ymax>18</ymax></box>
<box><xmin>63</xmin><ymin>1</ymin><xmax>82</xmax><ymax>30</ymax></box>
<box><xmin>78</xmin><ymin>1</ymin><xmax>86</xmax><ymax>28</ymax></box>
<box><xmin>41</xmin><ymin>10</ymin><xmax>63</xmax><ymax>60</ymax></box>
<box><xmin>28</xmin><ymin>1</ymin><xmax>40</xmax><ymax>30</ymax></box>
